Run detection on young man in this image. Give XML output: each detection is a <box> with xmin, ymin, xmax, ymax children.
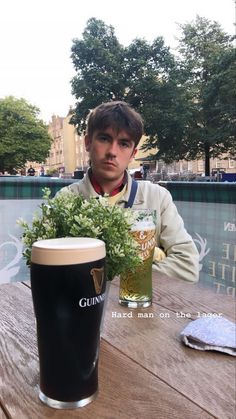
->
<box><xmin>60</xmin><ymin>101</ymin><xmax>199</xmax><ymax>282</ymax></box>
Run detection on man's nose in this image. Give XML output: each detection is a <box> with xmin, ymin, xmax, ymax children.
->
<box><xmin>106</xmin><ymin>141</ymin><xmax>118</xmax><ymax>156</ymax></box>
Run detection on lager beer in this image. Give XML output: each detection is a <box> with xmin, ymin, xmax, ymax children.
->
<box><xmin>119</xmin><ymin>210</ymin><xmax>156</xmax><ymax>308</ymax></box>
<box><xmin>30</xmin><ymin>237</ymin><xmax>106</xmax><ymax>409</ymax></box>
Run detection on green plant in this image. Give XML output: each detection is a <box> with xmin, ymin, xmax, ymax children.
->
<box><xmin>18</xmin><ymin>188</ymin><xmax>142</xmax><ymax>281</ymax></box>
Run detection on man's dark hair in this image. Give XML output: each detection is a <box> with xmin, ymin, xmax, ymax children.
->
<box><xmin>86</xmin><ymin>101</ymin><xmax>144</xmax><ymax>147</ymax></box>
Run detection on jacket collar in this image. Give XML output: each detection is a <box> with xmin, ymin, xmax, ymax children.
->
<box><xmin>121</xmin><ymin>172</ymin><xmax>145</xmax><ymax>206</ymax></box>
<box><xmin>77</xmin><ymin>170</ymin><xmax>99</xmax><ymax>199</ymax></box>
<box><xmin>78</xmin><ymin>169</ymin><xmax>145</xmax><ymax>206</ymax></box>
<box><xmin>89</xmin><ymin>168</ymin><xmax>127</xmax><ymax>197</ymax></box>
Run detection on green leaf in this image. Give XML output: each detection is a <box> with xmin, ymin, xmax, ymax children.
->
<box><xmin>18</xmin><ymin>189</ymin><xmax>142</xmax><ymax>281</ymax></box>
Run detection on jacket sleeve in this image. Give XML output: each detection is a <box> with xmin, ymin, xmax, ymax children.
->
<box><xmin>153</xmin><ymin>189</ymin><xmax>199</xmax><ymax>282</ymax></box>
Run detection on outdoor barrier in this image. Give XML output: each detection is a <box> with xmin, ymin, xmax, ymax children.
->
<box><xmin>0</xmin><ymin>177</ymin><xmax>235</xmax><ymax>297</ymax></box>
<box><xmin>159</xmin><ymin>181</ymin><xmax>235</xmax><ymax>298</ymax></box>
<box><xmin>0</xmin><ymin>177</ymin><xmax>78</xmax><ymax>285</ymax></box>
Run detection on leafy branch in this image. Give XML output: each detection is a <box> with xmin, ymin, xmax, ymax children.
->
<box><xmin>18</xmin><ymin>188</ymin><xmax>142</xmax><ymax>281</ymax></box>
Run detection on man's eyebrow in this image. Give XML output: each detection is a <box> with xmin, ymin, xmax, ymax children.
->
<box><xmin>96</xmin><ymin>131</ymin><xmax>112</xmax><ymax>138</ymax></box>
<box><xmin>119</xmin><ymin>137</ymin><xmax>133</xmax><ymax>142</ymax></box>
<box><xmin>96</xmin><ymin>131</ymin><xmax>134</xmax><ymax>143</ymax></box>
<box><xmin>119</xmin><ymin>137</ymin><xmax>135</xmax><ymax>145</ymax></box>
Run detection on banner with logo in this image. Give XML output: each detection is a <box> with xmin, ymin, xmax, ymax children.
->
<box><xmin>175</xmin><ymin>201</ymin><xmax>235</xmax><ymax>298</ymax></box>
<box><xmin>0</xmin><ymin>199</ymin><xmax>41</xmax><ymax>284</ymax></box>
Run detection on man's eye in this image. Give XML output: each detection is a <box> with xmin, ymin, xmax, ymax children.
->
<box><xmin>98</xmin><ymin>136</ymin><xmax>109</xmax><ymax>142</ymax></box>
<box><xmin>120</xmin><ymin>141</ymin><xmax>131</xmax><ymax>148</ymax></box>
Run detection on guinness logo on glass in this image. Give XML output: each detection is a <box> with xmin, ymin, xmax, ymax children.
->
<box><xmin>90</xmin><ymin>267</ymin><xmax>105</xmax><ymax>294</ymax></box>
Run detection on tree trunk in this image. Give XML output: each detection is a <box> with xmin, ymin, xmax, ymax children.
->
<box><xmin>204</xmin><ymin>144</ymin><xmax>210</xmax><ymax>176</ymax></box>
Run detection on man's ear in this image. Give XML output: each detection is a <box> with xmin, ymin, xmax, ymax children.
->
<box><xmin>84</xmin><ymin>134</ymin><xmax>91</xmax><ymax>152</ymax></box>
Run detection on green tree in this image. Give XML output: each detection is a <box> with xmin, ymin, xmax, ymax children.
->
<box><xmin>70</xmin><ymin>18</ymin><xmax>126</xmax><ymax>131</ymax></box>
<box><xmin>203</xmin><ymin>48</ymin><xmax>236</xmax><ymax>149</ymax></box>
<box><xmin>70</xmin><ymin>17</ymin><xmax>181</xmax><ymax>145</ymax></box>
<box><xmin>174</xmin><ymin>16</ymin><xmax>236</xmax><ymax>175</ymax></box>
<box><xmin>0</xmin><ymin>96</ymin><xmax>51</xmax><ymax>173</ymax></box>
<box><xmin>70</xmin><ymin>17</ymin><xmax>235</xmax><ymax>176</ymax></box>
<box><xmin>122</xmin><ymin>38</ymin><xmax>187</xmax><ymax>161</ymax></box>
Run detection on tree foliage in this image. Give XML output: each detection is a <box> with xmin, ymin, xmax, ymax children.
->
<box><xmin>70</xmin><ymin>17</ymin><xmax>235</xmax><ymax>175</ymax></box>
<box><xmin>70</xmin><ymin>17</ymin><xmax>179</xmax><ymax>139</ymax></box>
<box><xmin>174</xmin><ymin>16</ymin><xmax>235</xmax><ymax>174</ymax></box>
<box><xmin>0</xmin><ymin>96</ymin><xmax>51</xmax><ymax>173</ymax></box>
<box><xmin>70</xmin><ymin>18</ymin><xmax>126</xmax><ymax>130</ymax></box>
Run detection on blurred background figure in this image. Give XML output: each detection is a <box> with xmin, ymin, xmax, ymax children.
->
<box><xmin>39</xmin><ymin>166</ymin><xmax>45</xmax><ymax>177</ymax></box>
<box><xmin>140</xmin><ymin>164</ymin><xmax>148</xmax><ymax>180</ymax></box>
<box><xmin>27</xmin><ymin>165</ymin><xmax>35</xmax><ymax>176</ymax></box>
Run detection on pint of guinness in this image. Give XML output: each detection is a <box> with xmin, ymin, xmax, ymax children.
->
<box><xmin>30</xmin><ymin>237</ymin><xmax>106</xmax><ymax>409</ymax></box>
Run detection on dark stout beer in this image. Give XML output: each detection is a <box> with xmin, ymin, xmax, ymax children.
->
<box><xmin>31</xmin><ymin>237</ymin><xmax>106</xmax><ymax>409</ymax></box>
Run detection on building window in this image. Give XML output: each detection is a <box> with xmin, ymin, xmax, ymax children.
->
<box><xmin>197</xmin><ymin>161</ymin><xmax>204</xmax><ymax>171</ymax></box>
<box><xmin>229</xmin><ymin>158</ymin><xmax>235</xmax><ymax>169</ymax></box>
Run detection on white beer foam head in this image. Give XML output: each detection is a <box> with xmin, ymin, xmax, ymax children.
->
<box><xmin>131</xmin><ymin>217</ymin><xmax>155</xmax><ymax>232</ymax></box>
<box><xmin>31</xmin><ymin>237</ymin><xmax>106</xmax><ymax>266</ymax></box>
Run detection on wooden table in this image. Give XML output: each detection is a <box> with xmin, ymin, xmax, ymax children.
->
<box><xmin>0</xmin><ymin>273</ymin><xmax>235</xmax><ymax>418</ymax></box>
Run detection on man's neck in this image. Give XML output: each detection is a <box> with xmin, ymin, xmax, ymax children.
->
<box><xmin>89</xmin><ymin>170</ymin><xmax>127</xmax><ymax>196</ymax></box>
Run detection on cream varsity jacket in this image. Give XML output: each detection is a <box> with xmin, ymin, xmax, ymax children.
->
<box><xmin>58</xmin><ymin>170</ymin><xmax>199</xmax><ymax>282</ymax></box>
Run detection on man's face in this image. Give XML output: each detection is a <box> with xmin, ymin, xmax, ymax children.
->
<box><xmin>85</xmin><ymin>127</ymin><xmax>137</xmax><ymax>185</ymax></box>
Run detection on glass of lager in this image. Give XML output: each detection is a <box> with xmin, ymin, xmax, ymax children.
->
<box><xmin>30</xmin><ymin>237</ymin><xmax>106</xmax><ymax>409</ymax></box>
<box><xmin>119</xmin><ymin>209</ymin><xmax>156</xmax><ymax>308</ymax></box>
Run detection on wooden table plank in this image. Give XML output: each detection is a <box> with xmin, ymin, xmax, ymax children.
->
<box><xmin>102</xmin><ymin>283</ymin><xmax>236</xmax><ymax>419</ymax></box>
<box><xmin>0</xmin><ymin>283</ymin><xmax>213</xmax><ymax>419</ymax></box>
<box><xmin>152</xmin><ymin>273</ymin><xmax>235</xmax><ymax>321</ymax></box>
<box><xmin>111</xmin><ymin>273</ymin><xmax>235</xmax><ymax>321</ymax></box>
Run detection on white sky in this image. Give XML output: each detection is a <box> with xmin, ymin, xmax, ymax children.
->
<box><xmin>0</xmin><ymin>0</ymin><xmax>235</xmax><ymax>122</ymax></box>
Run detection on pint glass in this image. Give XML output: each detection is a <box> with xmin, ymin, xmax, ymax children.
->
<box><xmin>119</xmin><ymin>209</ymin><xmax>156</xmax><ymax>308</ymax></box>
<box><xmin>30</xmin><ymin>237</ymin><xmax>106</xmax><ymax>409</ymax></box>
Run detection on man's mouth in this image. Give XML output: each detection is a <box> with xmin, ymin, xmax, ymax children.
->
<box><xmin>103</xmin><ymin>161</ymin><xmax>117</xmax><ymax>168</ymax></box>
